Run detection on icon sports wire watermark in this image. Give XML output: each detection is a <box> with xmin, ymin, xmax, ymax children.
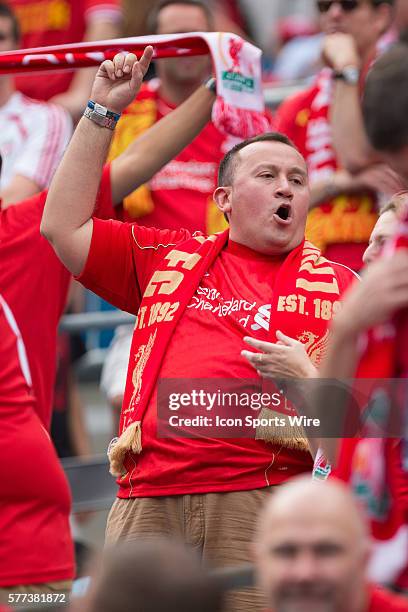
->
<box><xmin>157</xmin><ymin>378</ymin><xmax>408</xmax><ymax>439</ymax></box>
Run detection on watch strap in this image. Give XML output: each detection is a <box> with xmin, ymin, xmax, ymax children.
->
<box><xmin>83</xmin><ymin>100</ymin><xmax>121</xmax><ymax>130</ymax></box>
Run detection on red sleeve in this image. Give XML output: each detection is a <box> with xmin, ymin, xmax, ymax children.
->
<box><xmin>76</xmin><ymin>218</ymin><xmax>140</xmax><ymax>314</ymax></box>
<box><xmin>94</xmin><ymin>163</ymin><xmax>115</xmax><ymax>220</ymax></box>
<box><xmin>76</xmin><ymin>219</ymin><xmax>193</xmax><ymax>314</ymax></box>
<box><xmin>332</xmin><ymin>263</ymin><xmax>360</xmax><ymax>297</ymax></box>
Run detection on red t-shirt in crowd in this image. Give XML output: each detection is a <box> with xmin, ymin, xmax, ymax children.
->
<box><xmin>78</xmin><ymin>220</ymin><xmax>355</xmax><ymax>498</ymax></box>
<box><xmin>10</xmin><ymin>0</ymin><xmax>122</xmax><ymax>100</ymax></box>
<box><xmin>275</xmin><ymin>73</ymin><xmax>377</xmax><ymax>272</ymax></box>
<box><xmin>0</xmin><ymin>294</ymin><xmax>74</xmax><ymax>586</ymax></box>
<box><xmin>367</xmin><ymin>585</ymin><xmax>408</xmax><ymax>611</ymax></box>
<box><xmin>109</xmin><ymin>79</ymin><xmax>268</xmax><ymax>235</ymax></box>
<box><xmin>0</xmin><ymin>164</ymin><xmax>114</xmax><ymax>429</ymax></box>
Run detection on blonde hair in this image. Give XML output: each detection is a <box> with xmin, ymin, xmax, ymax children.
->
<box><xmin>380</xmin><ymin>190</ymin><xmax>408</xmax><ymax>217</ymax></box>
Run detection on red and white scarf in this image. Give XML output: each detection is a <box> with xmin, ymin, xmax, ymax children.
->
<box><xmin>0</xmin><ymin>32</ymin><xmax>270</xmax><ymax>138</ymax></box>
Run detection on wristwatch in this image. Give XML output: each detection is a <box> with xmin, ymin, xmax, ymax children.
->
<box><xmin>83</xmin><ymin>100</ymin><xmax>121</xmax><ymax>130</ymax></box>
<box><xmin>332</xmin><ymin>66</ymin><xmax>360</xmax><ymax>85</ymax></box>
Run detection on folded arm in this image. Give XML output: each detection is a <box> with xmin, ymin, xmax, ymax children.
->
<box><xmin>323</xmin><ymin>33</ymin><xmax>380</xmax><ymax>173</ymax></box>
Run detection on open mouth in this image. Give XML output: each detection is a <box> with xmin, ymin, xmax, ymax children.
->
<box><xmin>273</xmin><ymin>203</ymin><xmax>292</xmax><ymax>224</ymax></box>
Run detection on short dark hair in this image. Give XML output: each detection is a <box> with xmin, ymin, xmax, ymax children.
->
<box><xmin>146</xmin><ymin>0</ymin><xmax>214</xmax><ymax>34</ymax></box>
<box><xmin>217</xmin><ymin>132</ymin><xmax>302</xmax><ymax>186</ymax></box>
<box><xmin>86</xmin><ymin>540</ymin><xmax>224</xmax><ymax>612</ymax></box>
<box><xmin>0</xmin><ymin>3</ymin><xmax>20</xmax><ymax>44</ymax></box>
<box><xmin>363</xmin><ymin>43</ymin><xmax>408</xmax><ymax>152</ymax></box>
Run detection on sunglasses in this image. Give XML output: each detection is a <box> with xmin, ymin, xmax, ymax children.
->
<box><xmin>316</xmin><ymin>0</ymin><xmax>359</xmax><ymax>13</ymax></box>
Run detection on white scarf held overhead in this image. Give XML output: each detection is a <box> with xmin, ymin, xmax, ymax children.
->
<box><xmin>0</xmin><ymin>32</ymin><xmax>270</xmax><ymax>138</ymax></box>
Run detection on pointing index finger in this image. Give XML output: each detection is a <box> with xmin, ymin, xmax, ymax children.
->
<box><xmin>138</xmin><ymin>45</ymin><xmax>154</xmax><ymax>75</ymax></box>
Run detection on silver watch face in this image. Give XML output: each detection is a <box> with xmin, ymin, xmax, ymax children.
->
<box><xmin>342</xmin><ymin>66</ymin><xmax>360</xmax><ymax>84</ymax></box>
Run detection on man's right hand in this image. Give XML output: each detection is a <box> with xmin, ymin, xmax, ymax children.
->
<box><xmin>322</xmin><ymin>33</ymin><xmax>360</xmax><ymax>72</ymax></box>
<box><xmin>90</xmin><ymin>47</ymin><xmax>154</xmax><ymax>115</ymax></box>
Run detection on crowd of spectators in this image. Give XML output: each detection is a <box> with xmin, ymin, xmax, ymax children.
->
<box><xmin>1</xmin><ymin>1</ymin><xmax>408</xmax><ymax>611</ymax></box>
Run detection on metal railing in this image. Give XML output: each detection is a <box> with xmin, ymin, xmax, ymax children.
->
<box><xmin>61</xmin><ymin>455</ymin><xmax>116</xmax><ymax>513</ymax></box>
<box><xmin>60</xmin><ymin>310</ymin><xmax>134</xmax><ymax>333</ymax></box>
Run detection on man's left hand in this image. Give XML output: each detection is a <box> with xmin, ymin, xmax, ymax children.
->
<box><xmin>241</xmin><ymin>331</ymin><xmax>318</xmax><ymax>379</ymax></box>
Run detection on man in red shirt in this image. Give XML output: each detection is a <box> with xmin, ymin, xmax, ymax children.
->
<box><xmin>254</xmin><ymin>475</ymin><xmax>408</xmax><ymax>611</ymax></box>
<box><xmin>0</xmin><ymin>80</ymin><xmax>216</xmax><ymax>594</ymax></box>
<box><xmin>275</xmin><ymin>0</ymin><xmax>399</xmax><ymax>272</ymax></box>
<box><xmin>42</xmin><ymin>50</ymin><xmax>357</xmax><ymax>612</ymax></box>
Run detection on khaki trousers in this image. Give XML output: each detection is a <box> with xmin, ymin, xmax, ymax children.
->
<box><xmin>106</xmin><ymin>488</ymin><xmax>275</xmax><ymax>612</ymax></box>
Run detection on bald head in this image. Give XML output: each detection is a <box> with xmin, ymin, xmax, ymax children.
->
<box><xmin>257</xmin><ymin>476</ymin><xmax>368</xmax><ymax>544</ymax></box>
<box><xmin>254</xmin><ymin>476</ymin><xmax>370</xmax><ymax>612</ymax></box>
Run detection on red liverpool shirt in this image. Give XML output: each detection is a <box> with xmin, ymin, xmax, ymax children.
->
<box><xmin>78</xmin><ymin>220</ymin><xmax>355</xmax><ymax>497</ymax></box>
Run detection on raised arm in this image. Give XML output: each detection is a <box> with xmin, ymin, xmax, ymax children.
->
<box><xmin>110</xmin><ymin>82</ymin><xmax>216</xmax><ymax>205</ymax></box>
<box><xmin>41</xmin><ymin>48</ymin><xmax>153</xmax><ymax>276</ymax></box>
<box><xmin>323</xmin><ymin>33</ymin><xmax>380</xmax><ymax>173</ymax></box>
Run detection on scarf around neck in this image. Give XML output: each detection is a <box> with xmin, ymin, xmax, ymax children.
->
<box><xmin>108</xmin><ymin>232</ymin><xmax>345</xmax><ymax>477</ymax></box>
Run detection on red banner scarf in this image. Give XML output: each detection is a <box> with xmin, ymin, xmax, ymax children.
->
<box><xmin>0</xmin><ymin>33</ymin><xmax>270</xmax><ymax>138</ymax></box>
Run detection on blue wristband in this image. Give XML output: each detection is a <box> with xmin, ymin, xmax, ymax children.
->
<box><xmin>84</xmin><ymin>100</ymin><xmax>121</xmax><ymax>130</ymax></box>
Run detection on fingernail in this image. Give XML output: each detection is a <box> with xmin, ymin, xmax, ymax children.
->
<box><xmin>123</xmin><ymin>65</ymin><xmax>130</xmax><ymax>73</ymax></box>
